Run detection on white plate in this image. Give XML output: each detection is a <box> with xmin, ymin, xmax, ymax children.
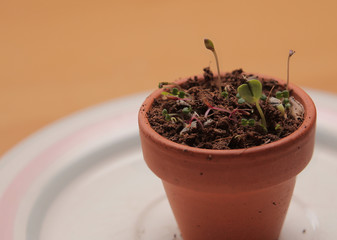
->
<box><xmin>0</xmin><ymin>90</ymin><xmax>336</xmax><ymax>240</ymax></box>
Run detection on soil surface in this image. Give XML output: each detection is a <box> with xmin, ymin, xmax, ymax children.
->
<box><xmin>147</xmin><ymin>68</ymin><xmax>303</xmax><ymax>150</ymax></box>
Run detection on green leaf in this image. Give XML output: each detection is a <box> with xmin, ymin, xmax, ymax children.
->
<box><xmin>221</xmin><ymin>91</ymin><xmax>228</xmax><ymax>98</ymax></box>
<box><xmin>248</xmin><ymin>79</ymin><xmax>262</xmax><ymax>99</ymax></box>
<box><xmin>162</xmin><ymin>109</ymin><xmax>168</xmax><ymax>115</ymax></box>
<box><xmin>238</xmin><ymin>98</ymin><xmax>246</xmax><ymax>104</ymax></box>
<box><xmin>276</xmin><ymin>91</ymin><xmax>283</xmax><ymax>99</ymax></box>
<box><xmin>277</xmin><ymin>104</ymin><xmax>285</xmax><ymax>116</ymax></box>
<box><xmin>161</xmin><ymin>92</ymin><xmax>170</xmax><ymax>96</ymax></box>
<box><xmin>260</xmin><ymin>94</ymin><xmax>267</xmax><ymax>101</ymax></box>
<box><xmin>178</xmin><ymin>91</ymin><xmax>185</xmax><ymax>98</ymax></box>
<box><xmin>238</xmin><ymin>84</ymin><xmax>254</xmax><ymax>103</ymax></box>
<box><xmin>182</xmin><ymin>107</ymin><xmax>191</xmax><ymax>114</ymax></box>
<box><xmin>241</xmin><ymin>118</ymin><xmax>248</xmax><ymax>126</ymax></box>
<box><xmin>248</xmin><ymin>119</ymin><xmax>255</xmax><ymax>126</ymax></box>
<box><xmin>172</xmin><ymin>88</ymin><xmax>179</xmax><ymax>95</ymax></box>
<box><xmin>237</xmin><ymin>79</ymin><xmax>262</xmax><ymax>104</ymax></box>
<box><xmin>282</xmin><ymin>90</ymin><xmax>289</xmax><ymax>98</ymax></box>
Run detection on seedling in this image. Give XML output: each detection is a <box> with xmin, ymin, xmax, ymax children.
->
<box><xmin>162</xmin><ymin>109</ymin><xmax>185</xmax><ymax>123</ymax></box>
<box><xmin>162</xmin><ymin>109</ymin><xmax>176</xmax><ymax>122</ymax></box>
<box><xmin>204</xmin><ymin>39</ymin><xmax>225</xmax><ymax>95</ymax></box>
<box><xmin>275</xmin><ymin>123</ymin><xmax>282</xmax><ymax>131</ymax></box>
<box><xmin>182</xmin><ymin>106</ymin><xmax>192</xmax><ymax>114</ymax></box>
<box><xmin>241</xmin><ymin>118</ymin><xmax>256</xmax><ymax>127</ymax></box>
<box><xmin>237</xmin><ymin>79</ymin><xmax>267</xmax><ymax>131</ymax></box>
<box><xmin>161</xmin><ymin>88</ymin><xmax>191</xmax><ymax>101</ymax></box>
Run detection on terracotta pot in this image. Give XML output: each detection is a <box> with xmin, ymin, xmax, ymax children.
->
<box><xmin>138</xmin><ymin>74</ymin><xmax>316</xmax><ymax>240</ymax></box>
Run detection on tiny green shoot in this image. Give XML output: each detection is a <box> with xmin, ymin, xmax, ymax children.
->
<box><xmin>204</xmin><ymin>39</ymin><xmax>223</xmax><ymax>93</ymax></box>
<box><xmin>241</xmin><ymin>118</ymin><xmax>256</xmax><ymax>127</ymax></box>
<box><xmin>238</xmin><ymin>98</ymin><xmax>245</xmax><ymax>104</ymax></box>
<box><xmin>161</xmin><ymin>88</ymin><xmax>190</xmax><ymax>101</ymax></box>
<box><xmin>260</xmin><ymin>94</ymin><xmax>267</xmax><ymax>101</ymax></box>
<box><xmin>162</xmin><ymin>109</ymin><xmax>179</xmax><ymax>122</ymax></box>
<box><xmin>276</xmin><ymin>104</ymin><xmax>285</xmax><ymax>116</ymax></box>
<box><xmin>248</xmin><ymin>119</ymin><xmax>255</xmax><ymax>126</ymax></box>
<box><xmin>275</xmin><ymin>123</ymin><xmax>282</xmax><ymax>131</ymax></box>
<box><xmin>182</xmin><ymin>106</ymin><xmax>192</xmax><ymax>114</ymax></box>
<box><xmin>237</xmin><ymin>79</ymin><xmax>267</xmax><ymax>131</ymax></box>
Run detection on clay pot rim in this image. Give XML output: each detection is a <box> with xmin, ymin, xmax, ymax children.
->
<box><xmin>139</xmin><ymin>73</ymin><xmax>316</xmax><ymax>157</ymax></box>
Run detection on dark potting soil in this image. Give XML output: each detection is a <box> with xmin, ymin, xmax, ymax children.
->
<box><xmin>147</xmin><ymin>68</ymin><xmax>303</xmax><ymax>150</ymax></box>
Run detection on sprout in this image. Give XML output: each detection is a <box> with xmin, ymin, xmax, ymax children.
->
<box><xmin>178</xmin><ymin>91</ymin><xmax>186</xmax><ymax>98</ymax></box>
<box><xmin>237</xmin><ymin>79</ymin><xmax>267</xmax><ymax>131</ymax></box>
<box><xmin>282</xmin><ymin>90</ymin><xmax>289</xmax><ymax>98</ymax></box>
<box><xmin>260</xmin><ymin>94</ymin><xmax>267</xmax><ymax>101</ymax></box>
<box><xmin>221</xmin><ymin>91</ymin><xmax>228</xmax><ymax>98</ymax></box>
<box><xmin>204</xmin><ymin>39</ymin><xmax>222</xmax><ymax>93</ymax></box>
<box><xmin>277</xmin><ymin>104</ymin><xmax>285</xmax><ymax>116</ymax></box>
<box><xmin>248</xmin><ymin>119</ymin><xmax>255</xmax><ymax>127</ymax></box>
<box><xmin>172</xmin><ymin>88</ymin><xmax>179</xmax><ymax>95</ymax></box>
<box><xmin>273</xmin><ymin>89</ymin><xmax>291</xmax><ymax>117</ymax></box>
<box><xmin>162</xmin><ymin>109</ymin><xmax>179</xmax><ymax>122</ymax></box>
<box><xmin>287</xmin><ymin>49</ymin><xmax>295</xmax><ymax>90</ymax></box>
<box><xmin>238</xmin><ymin>98</ymin><xmax>245</xmax><ymax>104</ymax></box>
<box><xmin>276</xmin><ymin>91</ymin><xmax>283</xmax><ymax>99</ymax></box>
<box><xmin>285</xmin><ymin>103</ymin><xmax>291</xmax><ymax>109</ymax></box>
<box><xmin>182</xmin><ymin>106</ymin><xmax>192</xmax><ymax>114</ymax></box>
<box><xmin>275</xmin><ymin>123</ymin><xmax>282</xmax><ymax>131</ymax></box>
<box><xmin>160</xmin><ymin>88</ymin><xmax>190</xmax><ymax>101</ymax></box>
<box><xmin>241</xmin><ymin>118</ymin><xmax>256</xmax><ymax>127</ymax></box>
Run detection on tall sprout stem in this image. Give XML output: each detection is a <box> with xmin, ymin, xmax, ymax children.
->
<box><xmin>287</xmin><ymin>55</ymin><xmax>290</xmax><ymax>90</ymax></box>
<box><xmin>204</xmin><ymin>39</ymin><xmax>222</xmax><ymax>93</ymax></box>
<box><xmin>213</xmin><ymin>50</ymin><xmax>222</xmax><ymax>93</ymax></box>
<box><xmin>286</xmin><ymin>50</ymin><xmax>295</xmax><ymax>90</ymax></box>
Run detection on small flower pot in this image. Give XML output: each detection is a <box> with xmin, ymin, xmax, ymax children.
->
<box><xmin>138</xmin><ymin>74</ymin><xmax>316</xmax><ymax>240</ymax></box>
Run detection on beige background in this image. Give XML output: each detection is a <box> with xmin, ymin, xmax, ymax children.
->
<box><xmin>1</xmin><ymin>0</ymin><xmax>337</xmax><ymax>156</ymax></box>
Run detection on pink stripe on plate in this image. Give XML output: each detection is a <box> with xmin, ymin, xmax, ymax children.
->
<box><xmin>0</xmin><ymin>111</ymin><xmax>136</xmax><ymax>240</ymax></box>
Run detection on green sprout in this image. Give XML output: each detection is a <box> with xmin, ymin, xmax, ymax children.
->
<box><xmin>273</xmin><ymin>89</ymin><xmax>291</xmax><ymax>116</ymax></box>
<box><xmin>162</xmin><ymin>109</ymin><xmax>178</xmax><ymax>122</ymax></box>
<box><xmin>241</xmin><ymin>118</ymin><xmax>248</xmax><ymax>126</ymax></box>
<box><xmin>238</xmin><ymin>98</ymin><xmax>245</xmax><ymax>104</ymax></box>
<box><xmin>182</xmin><ymin>106</ymin><xmax>192</xmax><ymax>114</ymax></box>
<box><xmin>275</xmin><ymin>90</ymin><xmax>289</xmax><ymax>100</ymax></box>
<box><xmin>276</xmin><ymin>104</ymin><xmax>285</xmax><ymax>116</ymax></box>
<box><xmin>260</xmin><ymin>94</ymin><xmax>267</xmax><ymax>101</ymax></box>
<box><xmin>237</xmin><ymin>79</ymin><xmax>267</xmax><ymax>131</ymax></box>
<box><xmin>241</xmin><ymin>118</ymin><xmax>256</xmax><ymax>127</ymax></box>
<box><xmin>286</xmin><ymin>49</ymin><xmax>295</xmax><ymax>90</ymax></box>
<box><xmin>204</xmin><ymin>39</ymin><xmax>223</xmax><ymax>94</ymax></box>
<box><xmin>161</xmin><ymin>88</ymin><xmax>189</xmax><ymax>100</ymax></box>
<box><xmin>275</xmin><ymin>123</ymin><xmax>282</xmax><ymax>131</ymax></box>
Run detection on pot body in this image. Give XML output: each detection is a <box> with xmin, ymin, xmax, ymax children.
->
<box><xmin>162</xmin><ymin>178</ymin><xmax>295</xmax><ymax>240</ymax></box>
<box><xmin>138</xmin><ymin>74</ymin><xmax>316</xmax><ymax>240</ymax></box>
